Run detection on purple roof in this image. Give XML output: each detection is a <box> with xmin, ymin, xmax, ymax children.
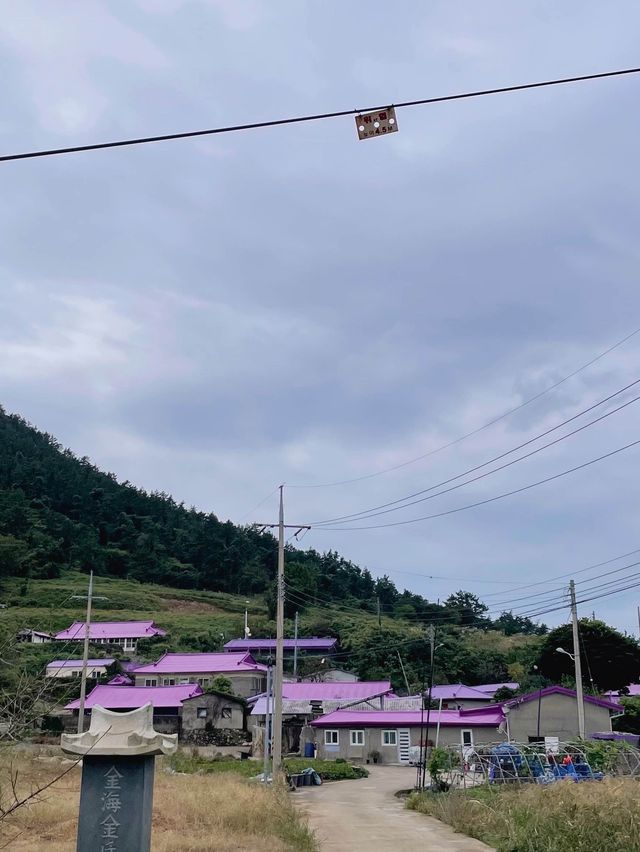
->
<box><xmin>66</xmin><ymin>683</ymin><xmax>201</xmax><ymax>710</ymax></box>
<box><xmin>504</xmin><ymin>685</ymin><xmax>621</xmax><ymax>711</ymax></box>
<box><xmin>282</xmin><ymin>681</ymin><xmax>392</xmax><ymax>700</ymax></box>
<box><xmin>54</xmin><ymin>621</ymin><xmax>166</xmax><ymax>641</ymax></box>
<box><xmin>107</xmin><ymin>674</ymin><xmax>134</xmax><ymax>685</ymax></box>
<box><xmin>474</xmin><ymin>682</ymin><xmax>519</xmax><ymax>694</ymax></box>
<box><xmin>224</xmin><ymin>637</ymin><xmax>337</xmax><ymax>653</ymax></box>
<box><xmin>604</xmin><ymin>684</ymin><xmax>640</xmax><ymax>701</ymax></box>
<box><xmin>132</xmin><ymin>651</ymin><xmax>267</xmax><ymax>675</ymax></box>
<box><xmin>429</xmin><ymin>684</ymin><xmax>492</xmax><ymax>701</ymax></box>
<box><xmin>312</xmin><ymin>708</ymin><xmax>505</xmax><ymax>727</ymax></box>
<box><xmin>47</xmin><ymin>659</ymin><xmax>115</xmax><ymax>669</ymax></box>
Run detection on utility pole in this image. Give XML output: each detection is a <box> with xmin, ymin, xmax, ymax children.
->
<box><xmin>72</xmin><ymin>573</ymin><xmax>108</xmax><ymax>734</ymax></box>
<box><xmin>637</xmin><ymin>605</ymin><xmax>640</xmax><ymax>640</ymax></box>
<box><xmin>569</xmin><ymin>580</ymin><xmax>586</xmax><ymax>739</ymax></box>
<box><xmin>396</xmin><ymin>650</ymin><xmax>410</xmax><ymax>695</ymax></box>
<box><xmin>244</xmin><ymin>602</ymin><xmax>251</xmax><ymax>640</ymax></box>
<box><xmin>255</xmin><ymin>486</ymin><xmax>309</xmax><ymax>774</ymax></box>
<box><xmin>293</xmin><ymin>611</ymin><xmax>299</xmax><ymax>679</ymax></box>
<box><xmin>421</xmin><ymin>624</ymin><xmax>437</xmax><ymax>790</ymax></box>
<box><xmin>263</xmin><ymin>663</ymin><xmax>272</xmax><ymax>780</ymax></box>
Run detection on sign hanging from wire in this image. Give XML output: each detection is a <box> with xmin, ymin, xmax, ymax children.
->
<box><xmin>355</xmin><ymin>107</ymin><xmax>398</xmax><ymax>141</ymax></box>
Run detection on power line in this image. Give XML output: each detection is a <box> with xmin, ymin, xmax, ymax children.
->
<box><xmin>2</xmin><ymin>66</ymin><xmax>640</xmax><ymax>164</ymax></box>
<box><xmin>477</xmin><ymin>546</ymin><xmax>640</xmax><ymax>599</ymax></box>
<box><xmin>291</xmin><ymin>323</ymin><xmax>640</xmax><ymax>488</ymax></box>
<box><xmin>312</xmin><ymin>379</ymin><xmax>640</xmax><ymax>526</ymax></box>
<box><xmin>314</xmin><ymin>437</ymin><xmax>640</xmax><ymax>530</ymax></box>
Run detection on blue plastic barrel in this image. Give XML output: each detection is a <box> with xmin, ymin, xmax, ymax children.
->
<box><xmin>304</xmin><ymin>742</ymin><xmax>315</xmax><ymax>758</ymax></box>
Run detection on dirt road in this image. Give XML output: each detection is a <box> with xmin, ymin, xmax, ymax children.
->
<box><xmin>294</xmin><ymin>766</ymin><xmax>492</xmax><ymax>852</ymax></box>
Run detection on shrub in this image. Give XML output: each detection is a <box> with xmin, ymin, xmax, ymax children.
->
<box><xmin>284</xmin><ymin>759</ymin><xmax>368</xmax><ymax>781</ymax></box>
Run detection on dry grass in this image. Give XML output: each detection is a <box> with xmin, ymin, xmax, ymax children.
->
<box><xmin>0</xmin><ymin>749</ymin><xmax>316</xmax><ymax>851</ymax></box>
<box><xmin>408</xmin><ymin>778</ymin><xmax>640</xmax><ymax>852</ymax></box>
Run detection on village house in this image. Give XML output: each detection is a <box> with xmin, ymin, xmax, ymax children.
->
<box><xmin>46</xmin><ymin>658</ymin><xmax>115</xmax><ymax>680</ymax></box>
<box><xmin>503</xmin><ymin>686</ymin><xmax>621</xmax><ymax>742</ymax></box>
<box><xmin>17</xmin><ymin>628</ymin><xmax>53</xmax><ymax>644</ymax></box>
<box><xmin>249</xmin><ymin>680</ymin><xmax>393</xmax><ymax>724</ymax></box>
<box><xmin>54</xmin><ymin>620</ymin><xmax>166</xmax><ymax>651</ymax></box>
<box><xmin>223</xmin><ymin>637</ymin><xmax>337</xmax><ymax>656</ymax></box>
<box><xmin>131</xmin><ymin>652</ymin><xmax>267</xmax><ymax>697</ymax></box>
<box><xmin>306</xmin><ymin>686</ymin><xmax>621</xmax><ymax>764</ymax></box>
<box><xmin>65</xmin><ymin>683</ymin><xmax>202</xmax><ymax>733</ymax></box>
<box><xmin>181</xmin><ymin>690</ymin><xmax>245</xmax><ymax>733</ymax></box>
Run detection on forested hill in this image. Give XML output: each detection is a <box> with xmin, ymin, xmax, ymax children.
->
<box><xmin>0</xmin><ymin>407</ymin><xmax>543</xmax><ymax>632</ymax></box>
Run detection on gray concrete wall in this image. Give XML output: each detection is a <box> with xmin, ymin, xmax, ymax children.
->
<box><xmin>507</xmin><ymin>693</ymin><xmax>613</xmax><ymax>741</ymax></box>
<box><xmin>134</xmin><ymin>672</ymin><xmax>265</xmax><ymax>697</ymax></box>
<box><xmin>181</xmin><ymin>694</ymin><xmax>244</xmax><ymax>731</ymax></box>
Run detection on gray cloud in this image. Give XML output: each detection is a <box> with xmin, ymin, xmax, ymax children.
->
<box><xmin>2</xmin><ymin>0</ymin><xmax>640</xmax><ymax>633</ymax></box>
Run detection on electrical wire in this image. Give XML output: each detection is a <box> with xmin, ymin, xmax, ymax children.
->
<box><xmin>314</xmin><ymin>437</ymin><xmax>640</xmax><ymax>530</ymax></box>
<box><xmin>2</xmin><ymin>67</ymin><xmax>640</xmax><ymax>163</ymax></box>
<box><xmin>291</xmin><ymin>324</ymin><xmax>640</xmax><ymax>488</ymax></box>
<box><xmin>312</xmin><ymin>380</ymin><xmax>640</xmax><ymax>526</ymax></box>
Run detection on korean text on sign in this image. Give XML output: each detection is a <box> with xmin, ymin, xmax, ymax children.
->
<box><xmin>100</xmin><ymin>766</ymin><xmax>123</xmax><ymax>852</ymax></box>
<box><xmin>355</xmin><ymin>107</ymin><xmax>398</xmax><ymax>140</ymax></box>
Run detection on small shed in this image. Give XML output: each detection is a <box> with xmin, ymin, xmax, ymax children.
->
<box><xmin>181</xmin><ymin>690</ymin><xmax>245</xmax><ymax>733</ymax></box>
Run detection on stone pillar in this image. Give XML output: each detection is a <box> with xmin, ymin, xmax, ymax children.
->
<box><xmin>61</xmin><ymin>703</ymin><xmax>177</xmax><ymax>852</ymax></box>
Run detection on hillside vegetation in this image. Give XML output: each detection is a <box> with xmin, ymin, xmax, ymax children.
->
<box><xmin>0</xmin><ymin>407</ymin><xmax>554</xmax><ymax>691</ymax></box>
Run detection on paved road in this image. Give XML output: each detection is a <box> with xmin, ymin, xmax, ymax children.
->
<box><xmin>294</xmin><ymin>766</ymin><xmax>493</xmax><ymax>852</ymax></box>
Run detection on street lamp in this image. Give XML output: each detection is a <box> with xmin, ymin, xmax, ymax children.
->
<box><xmin>556</xmin><ymin>646</ymin><xmax>575</xmax><ymax>661</ymax></box>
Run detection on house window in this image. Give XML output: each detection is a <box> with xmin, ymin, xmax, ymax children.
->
<box><xmin>197</xmin><ymin>708</ymin><xmax>207</xmax><ymax>719</ymax></box>
<box><xmin>163</xmin><ymin>678</ymin><xmax>176</xmax><ymax>686</ymax></box>
<box><xmin>350</xmin><ymin>730</ymin><xmax>365</xmax><ymax>746</ymax></box>
<box><xmin>196</xmin><ymin>678</ymin><xmax>210</xmax><ymax>687</ymax></box>
<box><xmin>144</xmin><ymin>678</ymin><xmax>157</xmax><ymax>687</ymax></box>
<box><xmin>382</xmin><ymin>730</ymin><xmax>397</xmax><ymax>746</ymax></box>
<box><xmin>324</xmin><ymin>730</ymin><xmax>339</xmax><ymax>746</ymax></box>
<box><xmin>221</xmin><ymin>707</ymin><xmax>232</xmax><ymax>719</ymax></box>
<box><xmin>461</xmin><ymin>730</ymin><xmax>473</xmax><ymax>748</ymax></box>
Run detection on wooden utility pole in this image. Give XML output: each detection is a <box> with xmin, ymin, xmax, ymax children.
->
<box><xmin>256</xmin><ymin>486</ymin><xmax>309</xmax><ymax>773</ymax></box>
<box><xmin>569</xmin><ymin>580</ymin><xmax>586</xmax><ymax>739</ymax></box>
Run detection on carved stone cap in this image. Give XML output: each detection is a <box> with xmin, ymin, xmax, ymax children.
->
<box><xmin>61</xmin><ymin>703</ymin><xmax>178</xmax><ymax>757</ymax></box>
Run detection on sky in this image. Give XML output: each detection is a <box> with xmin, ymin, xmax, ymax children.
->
<box><xmin>1</xmin><ymin>1</ymin><xmax>640</xmax><ymax>634</ymax></box>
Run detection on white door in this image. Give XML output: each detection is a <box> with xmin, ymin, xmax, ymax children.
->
<box><xmin>398</xmin><ymin>729</ymin><xmax>411</xmax><ymax>764</ymax></box>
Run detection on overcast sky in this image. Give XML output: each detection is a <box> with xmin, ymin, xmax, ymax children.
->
<box><xmin>2</xmin><ymin>1</ymin><xmax>640</xmax><ymax>635</ymax></box>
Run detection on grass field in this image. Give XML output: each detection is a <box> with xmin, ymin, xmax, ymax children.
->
<box><xmin>407</xmin><ymin>779</ymin><xmax>640</xmax><ymax>852</ymax></box>
<box><xmin>0</xmin><ymin>749</ymin><xmax>316</xmax><ymax>851</ymax></box>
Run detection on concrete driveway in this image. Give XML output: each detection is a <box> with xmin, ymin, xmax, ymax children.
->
<box><xmin>294</xmin><ymin>765</ymin><xmax>493</xmax><ymax>852</ymax></box>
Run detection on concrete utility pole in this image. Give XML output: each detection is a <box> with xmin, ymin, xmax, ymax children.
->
<box><xmin>256</xmin><ymin>486</ymin><xmax>309</xmax><ymax>774</ymax></box>
<box><xmin>73</xmin><ymin>572</ymin><xmax>108</xmax><ymax>734</ymax></box>
<box><xmin>569</xmin><ymin>580</ymin><xmax>586</xmax><ymax>739</ymax></box>
<box><xmin>77</xmin><ymin>571</ymin><xmax>94</xmax><ymax>735</ymax></box>
<box><xmin>263</xmin><ymin>663</ymin><xmax>272</xmax><ymax>780</ymax></box>
<box><xmin>293</xmin><ymin>611</ymin><xmax>299</xmax><ymax>679</ymax></box>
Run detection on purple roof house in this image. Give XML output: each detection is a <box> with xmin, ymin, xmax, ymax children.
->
<box><xmin>474</xmin><ymin>682</ymin><xmax>519</xmax><ymax>695</ymax></box>
<box><xmin>131</xmin><ymin>652</ymin><xmax>268</xmax><ymax>697</ymax></box>
<box><xmin>54</xmin><ymin>620</ymin><xmax>166</xmax><ymax>650</ymax></box>
<box><xmin>223</xmin><ymin>637</ymin><xmax>337</xmax><ymax>654</ymax></box>
<box><xmin>66</xmin><ymin>683</ymin><xmax>202</xmax><ymax>713</ymax></box>
<box><xmin>604</xmin><ymin>684</ymin><xmax>640</xmax><ymax>703</ymax></box>
<box><xmin>45</xmin><ymin>659</ymin><xmax>115</xmax><ymax>679</ymax></box>
<box><xmin>250</xmin><ymin>680</ymin><xmax>393</xmax><ymax>717</ymax></box>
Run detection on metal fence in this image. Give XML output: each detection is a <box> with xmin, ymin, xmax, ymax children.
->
<box><xmin>425</xmin><ymin>740</ymin><xmax>640</xmax><ymax>789</ymax></box>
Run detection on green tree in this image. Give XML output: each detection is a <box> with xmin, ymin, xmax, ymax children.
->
<box><xmin>444</xmin><ymin>591</ymin><xmax>489</xmax><ymax>627</ymax></box>
<box><xmin>0</xmin><ymin>534</ymin><xmax>28</xmax><ymax>578</ymax></box>
<box><xmin>535</xmin><ymin>619</ymin><xmax>640</xmax><ymax>692</ymax></box>
<box><xmin>207</xmin><ymin>675</ymin><xmax>234</xmax><ymax>695</ymax></box>
<box><xmin>615</xmin><ymin>697</ymin><xmax>640</xmax><ymax>734</ymax></box>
